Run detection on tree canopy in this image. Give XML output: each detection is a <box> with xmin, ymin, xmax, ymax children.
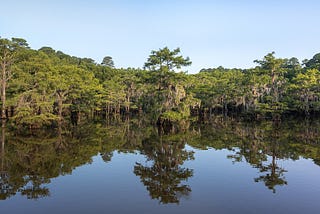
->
<box><xmin>0</xmin><ymin>37</ymin><xmax>320</xmax><ymax>129</ymax></box>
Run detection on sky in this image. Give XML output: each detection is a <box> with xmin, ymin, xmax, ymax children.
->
<box><xmin>1</xmin><ymin>0</ymin><xmax>320</xmax><ymax>73</ymax></box>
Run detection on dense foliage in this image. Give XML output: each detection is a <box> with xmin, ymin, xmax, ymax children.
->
<box><xmin>1</xmin><ymin>37</ymin><xmax>320</xmax><ymax>128</ymax></box>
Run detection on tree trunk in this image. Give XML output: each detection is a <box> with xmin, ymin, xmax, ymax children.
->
<box><xmin>271</xmin><ymin>71</ymin><xmax>276</xmax><ymax>85</ymax></box>
<box><xmin>1</xmin><ymin>63</ymin><xmax>6</xmax><ymax>119</ymax></box>
<box><xmin>106</xmin><ymin>104</ymin><xmax>110</xmax><ymax>117</ymax></box>
<box><xmin>271</xmin><ymin>71</ymin><xmax>279</xmax><ymax>103</ymax></box>
<box><xmin>304</xmin><ymin>91</ymin><xmax>309</xmax><ymax>116</ymax></box>
<box><xmin>126</xmin><ymin>96</ymin><xmax>130</xmax><ymax>113</ymax></box>
<box><xmin>57</xmin><ymin>94</ymin><xmax>63</xmax><ymax>124</ymax></box>
<box><xmin>224</xmin><ymin>102</ymin><xmax>228</xmax><ymax>116</ymax></box>
<box><xmin>1</xmin><ymin>81</ymin><xmax>6</xmax><ymax>119</ymax></box>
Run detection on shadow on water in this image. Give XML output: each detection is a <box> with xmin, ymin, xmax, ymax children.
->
<box><xmin>0</xmin><ymin>116</ymin><xmax>320</xmax><ymax>202</ymax></box>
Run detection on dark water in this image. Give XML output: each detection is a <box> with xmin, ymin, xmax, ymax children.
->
<box><xmin>1</xmin><ymin>118</ymin><xmax>320</xmax><ymax>214</ymax></box>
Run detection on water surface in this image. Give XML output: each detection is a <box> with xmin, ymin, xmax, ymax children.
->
<box><xmin>1</xmin><ymin>118</ymin><xmax>320</xmax><ymax>213</ymax></box>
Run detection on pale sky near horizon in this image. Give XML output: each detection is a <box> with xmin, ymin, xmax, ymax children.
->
<box><xmin>1</xmin><ymin>0</ymin><xmax>320</xmax><ymax>73</ymax></box>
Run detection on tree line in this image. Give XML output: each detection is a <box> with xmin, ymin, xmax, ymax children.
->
<box><xmin>0</xmin><ymin>37</ymin><xmax>320</xmax><ymax>128</ymax></box>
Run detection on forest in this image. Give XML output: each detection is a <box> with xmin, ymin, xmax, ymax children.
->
<box><xmin>1</xmin><ymin>37</ymin><xmax>320</xmax><ymax>129</ymax></box>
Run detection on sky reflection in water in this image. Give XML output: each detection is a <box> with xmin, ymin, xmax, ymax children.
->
<box><xmin>1</xmin><ymin>118</ymin><xmax>320</xmax><ymax>214</ymax></box>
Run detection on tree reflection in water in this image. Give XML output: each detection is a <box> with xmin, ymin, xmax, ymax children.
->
<box><xmin>0</xmin><ymin>117</ymin><xmax>320</xmax><ymax>200</ymax></box>
<box><xmin>225</xmin><ymin>121</ymin><xmax>289</xmax><ymax>193</ymax></box>
<box><xmin>0</xmin><ymin>121</ymin><xmax>11</xmax><ymax>200</ymax></box>
<box><xmin>134</xmin><ymin>130</ymin><xmax>194</xmax><ymax>204</ymax></box>
<box><xmin>0</xmin><ymin>123</ymin><xmax>103</xmax><ymax>200</ymax></box>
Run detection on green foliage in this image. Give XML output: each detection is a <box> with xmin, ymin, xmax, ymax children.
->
<box><xmin>160</xmin><ymin>110</ymin><xmax>185</xmax><ymax>122</ymax></box>
<box><xmin>143</xmin><ymin>47</ymin><xmax>196</xmax><ymax>123</ymax></box>
<box><xmin>288</xmin><ymin>68</ymin><xmax>320</xmax><ymax>114</ymax></box>
<box><xmin>1</xmin><ymin>37</ymin><xmax>320</xmax><ymax>127</ymax></box>
<box><xmin>101</xmin><ymin>56</ymin><xmax>114</xmax><ymax>67</ymax></box>
<box><xmin>305</xmin><ymin>53</ymin><xmax>320</xmax><ymax>70</ymax></box>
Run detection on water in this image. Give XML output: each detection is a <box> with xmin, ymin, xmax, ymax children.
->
<box><xmin>1</xmin><ymin>118</ymin><xmax>320</xmax><ymax>213</ymax></box>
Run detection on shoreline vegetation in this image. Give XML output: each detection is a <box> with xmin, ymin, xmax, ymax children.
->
<box><xmin>1</xmin><ymin>37</ymin><xmax>320</xmax><ymax>129</ymax></box>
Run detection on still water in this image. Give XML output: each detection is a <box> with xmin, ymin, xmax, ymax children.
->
<box><xmin>1</xmin><ymin>118</ymin><xmax>320</xmax><ymax>213</ymax></box>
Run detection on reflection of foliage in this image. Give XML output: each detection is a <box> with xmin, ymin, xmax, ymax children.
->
<box><xmin>134</xmin><ymin>132</ymin><xmax>194</xmax><ymax>204</ymax></box>
<box><xmin>254</xmin><ymin>159</ymin><xmax>287</xmax><ymax>193</ymax></box>
<box><xmin>20</xmin><ymin>180</ymin><xmax>50</xmax><ymax>199</ymax></box>
<box><xmin>0</xmin><ymin>173</ymin><xmax>14</xmax><ymax>200</ymax></box>
<box><xmin>0</xmin><ymin>118</ymin><xmax>153</xmax><ymax>200</ymax></box>
<box><xmin>101</xmin><ymin>152</ymin><xmax>113</xmax><ymax>163</ymax></box>
<box><xmin>0</xmin><ymin>123</ymin><xmax>103</xmax><ymax>200</ymax></box>
<box><xmin>1</xmin><ymin>116</ymin><xmax>320</xmax><ymax>200</ymax></box>
<box><xmin>189</xmin><ymin>117</ymin><xmax>320</xmax><ymax>193</ymax></box>
<box><xmin>225</xmin><ymin>122</ymin><xmax>289</xmax><ymax>193</ymax></box>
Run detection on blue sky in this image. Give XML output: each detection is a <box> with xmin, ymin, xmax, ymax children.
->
<box><xmin>1</xmin><ymin>0</ymin><xmax>320</xmax><ymax>73</ymax></box>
